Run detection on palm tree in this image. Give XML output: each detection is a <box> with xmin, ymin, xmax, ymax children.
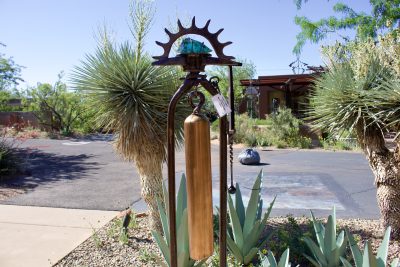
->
<box><xmin>308</xmin><ymin>40</ymin><xmax>400</xmax><ymax>239</ymax></box>
<box><xmin>71</xmin><ymin>1</ymin><xmax>187</xmax><ymax>231</ymax></box>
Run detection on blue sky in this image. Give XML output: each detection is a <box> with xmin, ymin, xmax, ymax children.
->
<box><xmin>1</xmin><ymin>0</ymin><xmax>371</xmax><ymax>88</ymax></box>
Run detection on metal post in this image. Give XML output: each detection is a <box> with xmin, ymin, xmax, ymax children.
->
<box><xmin>219</xmin><ymin>116</ymin><xmax>228</xmax><ymax>267</ymax></box>
<box><xmin>228</xmin><ymin>65</ymin><xmax>235</xmax><ymax>131</ymax></box>
<box><xmin>167</xmin><ymin>79</ymin><xmax>197</xmax><ymax>267</ymax></box>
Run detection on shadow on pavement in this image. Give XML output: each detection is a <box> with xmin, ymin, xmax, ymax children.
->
<box><xmin>75</xmin><ymin>134</ymin><xmax>114</xmax><ymax>142</ymax></box>
<box><xmin>1</xmin><ymin>148</ymin><xmax>101</xmax><ymax>189</ymax></box>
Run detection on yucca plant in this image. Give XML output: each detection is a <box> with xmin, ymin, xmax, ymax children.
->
<box><xmin>308</xmin><ymin>37</ymin><xmax>400</xmax><ymax>239</ymax></box>
<box><xmin>152</xmin><ymin>174</ymin><xmax>206</xmax><ymax>267</ymax></box>
<box><xmin>71</xmin><ymin>0</ymin><xmax>188</xmax><ymax>231</ymax></box>
<box><xmin>341</xmin><ymin>227</ymin><xmax>399</xmax><ymax>267</ymax></box>
<box><xmin>303</xmin><ymin>207</ymin><xmax>347</xmax><ymax>267</ymax></box>
<box><xmin>227</xmin><ymin>170</ymin><xmax>276</xmax><ymax>265</ymax></box>
<box><xmin>259</xmin><ymin>248</ymin><xmax>292</xmax><ymax>267</ymax></box>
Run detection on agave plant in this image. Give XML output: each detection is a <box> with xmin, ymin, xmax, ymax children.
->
<box><xmin>341</xmin><ymin>227</ymin><xmax>399</xmax><ymax>267</ymax></box>
<box><xmin>152</xmin><ymin>174</ymin><xmax>206</xmax><ymax>267</ymax></box>
<box><xmin>227</xmin><ymin>170</ymin><xmax>276</xmax><ymax>265</ymax></box>
<box><xmin>303</xmin><ymin>207</ymin><xmax>347</xmax><ymax>267</ymax></box>
<box><xmin>260</xmin><ymin>248</ymin><xmax>292</xmax><ymax>267</ymax></box>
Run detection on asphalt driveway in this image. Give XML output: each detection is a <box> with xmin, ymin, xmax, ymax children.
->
<box><xmin>0</xmin><ymin>136</ymin><xmax>379</xmax><ymax>219</ymax></box>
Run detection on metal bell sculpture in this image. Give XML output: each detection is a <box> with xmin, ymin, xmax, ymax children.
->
<box><xmin>152</xmin><ymin>17</ymin><xmax>241</xmax><ymax>267</ymax></box>
<box><xmin>184</xmin><ymin>91</ymin><xmax>214</xmax><ymax>259</ymax></box>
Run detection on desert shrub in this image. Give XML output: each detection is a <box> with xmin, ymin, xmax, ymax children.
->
<box><xmin>234</xmin><ymin>114</ymin><xmax>272</xmax><ymax>147</ymax></box>
<box><xmin>212</xmin><ymin>111</ymin><xmax>310</xmax><ymax>148</ymax></box>
<box><xmin>267</xmin><ymin>108</ymin><xmax>300</xmax><ymax>140</ymax></box>
<box><xmin>267</xmin><ymin>215</ymin><xmax>315</xmax><ymax>266</ymax></box>
<box><xmin>234</xmin><ymin>114</ymin><xmax>255</xmax><ymax>144</ymax></box>
<box><xmin>320</xmin><ymin>131</ymin><xmax>359</xmax><ymax>151</ymax></box>
<box><xmin>321</xmin><ymin>139</ymin><xmax>353</xmax><ymax>150</ymax></box>
<box><xmin>266</xmin><ymin>108</ymin><xmax>312</xmax><ymax>148</ymax></box>
<box><xmin>25</xmin><ymin>74</ymin><xmax>95</xmax><ymax>136</ymax></box>
<box><xmin>267</xmin><ymin>108</ymin><xmax>300</xmax><ymax>146</ymax></box>
<box><xmin>0</xmin><ymin>134</ymin><xmax>19</xmax><ymax>179</ymax></box>
<box><xmin>254</xmin><ymin>118</ymin><xmax>271</xmax><ymax>126</ymax></box>
<box><xmin>234</xmin><ymin>114</ymin><xmax>273</xmax><ymax>147</ymax></box>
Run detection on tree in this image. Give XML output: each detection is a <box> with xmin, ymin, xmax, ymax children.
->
<box><xmin>207</xmin><ymin>58</ymin><xmax>256</xmax><ymax>107</ymax></box>
<box><xmin>293</xmin><ymin>0</ymin><xmax>400</xmax><ymax>54</ymax></box>
<box><xmin>71</xmin><ymin>0</ymin><xmax>188</xmax><ymax>231</ymax></box>
<box><xmin>308</xmin><ymin>32</ymin><xmax>400</xmax><ymax>239</ymax></box>
<box><xmin>0</xmin><ymin>43</ymin><xmax>23</xmax><ymax>91</ymax></box>
<box><xmin>0</xmin><ymin>91</ymin><xmax>12</xmax><ymax>111</ymax></box>
<box><xmin>27</xmin><ymin>73</ymin><xmax>86</xmax><ymax>135</ymax></box>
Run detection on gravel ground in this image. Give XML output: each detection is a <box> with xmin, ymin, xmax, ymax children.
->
<box><xmin>0</xmin><ymin>185</ymin><xmax>28</xmax><ymax>201</ymax></box>
<box><xmin>56</xmin><ymin>212</ymin><xmax>162</xmax><ymax>267</ymax></box>
<box><xmin>55</xmin><ymin>213</ymin><xmax>400</xmax><ymax>267</ymax></box>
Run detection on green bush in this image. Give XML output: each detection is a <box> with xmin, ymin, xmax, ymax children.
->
<box><xmin>320</xmin><ymin>131</ymin><xmax>358</xmax><ymax>151</ymax></box>
<box><xmin>230</xmin><ymin>109</ymin><xmax>311</xmax><ymax>148</ymax></box>
<box><xmin>266</xmin><ymin>108</ymin><xmax>311</xmax><ymax>148</ymax></box>
<box><xmin>232</xmin><ymin>114</ymin><xmax>272</xmax><ymax>147</ymax></box>
<box><xmin>267</xmin><ymin>215</ymin><xmax>314</xmax><ymax>266</ymax></box>
<box><xmin>25</xmin><ymin>74</ymin><xmax>97</xmax><ymax>136</ymax></box>
<box><xmin>234</xmin><ymin>114</ymin><xmax>255</xmax><ymax>144</ymax></box>
<box><xmin>210</xmin><ymin>109</ymin><xmax>311</xmax><ymax>149</ymax></box>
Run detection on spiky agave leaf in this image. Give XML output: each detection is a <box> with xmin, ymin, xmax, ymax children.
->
<box><xmin>227</xmin><ymin>170</ymin><xmax>276</xmax><ymax>265</ymax></box>
<box><xmin>260</xmin><ymin>248</ymin><xmax>291</xmax><ymax>267</ymax></box>
<box><xmin>152</xmin><ymin>175</ymin><xmax>206</xmax><ymax>267</ymax></box>
<box><xmin>344</xmin><ymin>227</ymin><xmax>399</xmax><ymax>267</ymax></box>
<box><xmin>304</xmin><ymin>207</ymin><xmax>346</xmax><ymax>267</ymax></box>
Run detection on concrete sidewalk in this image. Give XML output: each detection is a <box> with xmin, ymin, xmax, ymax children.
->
<box><xmin>0</xmin><ymin>205</ymin><xmax>117</xmax><ymax>267</ymax></box>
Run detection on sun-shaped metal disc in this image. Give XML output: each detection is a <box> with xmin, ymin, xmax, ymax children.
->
<box><xmin>152</xmin><ymin>17</ymin><xmax>240</xmax><ymax>69</ymax></box>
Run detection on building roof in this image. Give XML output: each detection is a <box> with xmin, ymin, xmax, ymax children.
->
<box><xmin>240</xmin><ymin>73</ymin><xmax>317</xmax><ymax>87</ymax></box>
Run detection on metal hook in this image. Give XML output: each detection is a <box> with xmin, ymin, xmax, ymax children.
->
<box><xmin>209</xmin><ymin>76</ymin><xmax>220</xmax><ymax>91</ymax></box>
<box><xmin>188</xmin><ymin>91</ymin><xmax>205</xmax><ymax>115</ymax></box>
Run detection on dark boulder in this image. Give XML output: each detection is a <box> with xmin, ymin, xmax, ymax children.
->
<box><xmin>238</xmin><ymin>148</ymin><xmax>260</xmax><ymax>165</ymax></box>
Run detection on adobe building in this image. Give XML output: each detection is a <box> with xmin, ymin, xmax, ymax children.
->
<box><xmin>240</xmin><ymin>72</ymin><xmax>320</xmax><ymax>119</ymax></box>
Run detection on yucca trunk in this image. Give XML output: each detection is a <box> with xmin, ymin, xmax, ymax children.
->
<box><xmin>134</xmin><ymin>150</ymin><xmax>164</xmax><ymax>232</ymax></box>
<box><xmin>357</xmin><ymin>127</ymin><xmax>400</xmax><ymax>240</ymax></box>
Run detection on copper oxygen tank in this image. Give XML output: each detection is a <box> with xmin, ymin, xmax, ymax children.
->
<box><xmin>184</xmin><ymin>111</ymin><xmax>214</xmax><ymax>260</ymax></box>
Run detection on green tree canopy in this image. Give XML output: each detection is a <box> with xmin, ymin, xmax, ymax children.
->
<box><xmin>26</xmin><ymin>73</ymin><xmax>87</xmax><ymax>134</ymax></box>
<box><xmin>207</xmin><ymin>58</ymin><xmax>256</xmax><ymax>106</ymax></box>
<box><xmin>293</xmin><ymin>0</ymin><xmax>400</xmax><ymax>54</ymax></box>
<box><xmin>0</xmin><ymin>43</ymin><xmax>23</xmax><ymax>90</ymax></box>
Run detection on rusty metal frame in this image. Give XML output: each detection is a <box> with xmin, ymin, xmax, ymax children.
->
<box><xmin>166</xmin><ymin>74</ymin><xmax>228</xmax><ymax>267</ymax></box>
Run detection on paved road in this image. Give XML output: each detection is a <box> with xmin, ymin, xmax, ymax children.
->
<box><xmin>0</xmin><ymin>136</ymin><xmax>380</xmax><ymax>219</ymax></box>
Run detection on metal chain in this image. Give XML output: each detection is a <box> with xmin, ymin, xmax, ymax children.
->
<box><xmin>209</xmin><ymin>76</ymin><xmax>236</xmax><ymax>194</ymax></box>
<box><xmin>228</xmin><ymin>137</ymin><xmax>236</xmax><ymax>194</ymax></box>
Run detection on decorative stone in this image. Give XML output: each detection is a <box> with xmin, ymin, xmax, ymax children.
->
<box><xmin>238</xmin><ymin>148</ymin><xmax>260</xmax><ymax>165</ymax></box>
<box><xmin>178</xmin><ymin>37</ymin><xmax>212</xmax><ymax>54</ymax></box>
